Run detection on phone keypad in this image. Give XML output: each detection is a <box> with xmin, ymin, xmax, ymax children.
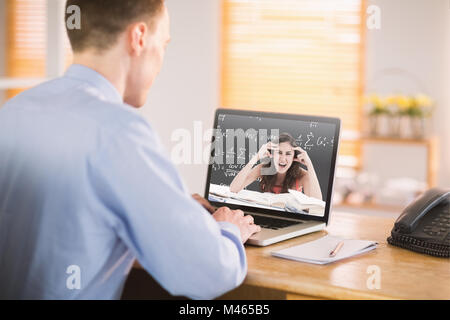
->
<box><xmin>423</xmin><ymin>211</ymin><xmax>450</xmax><ymax>238</ymax></box>
<box><xmin>445</xmin><ymin>233</ymin><xmax>450</xmax><ymax>245</ymax></box>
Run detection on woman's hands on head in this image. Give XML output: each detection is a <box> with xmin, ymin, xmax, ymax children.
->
<box><xmin>293</xmin><ymin>146</ymin><xmax>312</xmax><ymax>167</ymax></box>
<box><xmin>253</xmin><ymin>142</ymin><xmax>278</xmax><ymax>163</ymax></box>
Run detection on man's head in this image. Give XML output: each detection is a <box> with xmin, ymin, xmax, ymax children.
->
<box><xmin>65</xmin><ymin>0</ymin><xmax>170</xmax><ymax>107</ymax></box>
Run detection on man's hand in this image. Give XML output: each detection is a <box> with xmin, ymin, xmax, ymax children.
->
<box><xmin>212</xmin><ymin>207</ymin><xmax>261</xmax><ymax>243</ymax></box>
<box><xmin>192</xmin><ymin>193</ymin><xmax>215</xmax><ymax>213</ymax></box>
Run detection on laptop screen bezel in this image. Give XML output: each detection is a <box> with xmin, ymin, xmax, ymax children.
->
<box><xmin>204</xmin><ymin>108</ymin><xmax>341</xmax><ymax>225</ymax></box>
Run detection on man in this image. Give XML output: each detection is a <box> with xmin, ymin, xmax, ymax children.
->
<box><xmin>0</xmin><ymin>0</ymin><xmax>260</xmax><ymax>299</ymax></box>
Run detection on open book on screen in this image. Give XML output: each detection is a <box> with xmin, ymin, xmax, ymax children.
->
<box><xmin>208</xmin><ymin>184</ymin><xmax>325</xmax><ymax>213</ymax></box>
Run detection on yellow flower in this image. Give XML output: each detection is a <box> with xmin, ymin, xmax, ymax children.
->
<box><xmin>395</xmin><ymin>95</ymin><xmax>413</xmax><ymax>110</ymax></box>
<box><xmin>414</xmin><ymin>94</ymin><xmax>433</xmax><ymax>107</ymax></box>
<box><xmin>365</xmin><ymin>94</ymin><xmax>387</xmax><ymax>108</ymax></box>
<box><xmin>385</xmin><ymin>95</ymin><xmax>397</xmax><ymax>105</ymax></box>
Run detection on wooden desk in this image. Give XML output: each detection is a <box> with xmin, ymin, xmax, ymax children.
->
<box><xmin>221</xmin><ymin>211</ymin><xmax>450</xmax><ymax>300</ymax></box>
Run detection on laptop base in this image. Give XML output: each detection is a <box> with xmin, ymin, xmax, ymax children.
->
<box><xmin>246</xmin><ymin>217</ymin><xmax>326</xmax><ymax>246</ymax></box>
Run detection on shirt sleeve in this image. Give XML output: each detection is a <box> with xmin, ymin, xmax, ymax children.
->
<box><xmin>87</xmin><ymin>118</ymin><xmax>247</xmax><ymax>299</ymax></box>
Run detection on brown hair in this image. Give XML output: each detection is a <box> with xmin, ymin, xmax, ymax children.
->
<box><xmin>65</xmin><ymin>0</ymin><xmax>165</xmax><ymax>53</ymax></box>
<box><xmin>260</xmin><ymin>133</ymin><xmax>305</xmax><ymax>193</ymax></box>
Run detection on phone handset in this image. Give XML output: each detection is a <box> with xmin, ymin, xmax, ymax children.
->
<box><xmin>395</xmin><ymin>188</ymin><xmax>450</xmax><ymax>233</ymax></box>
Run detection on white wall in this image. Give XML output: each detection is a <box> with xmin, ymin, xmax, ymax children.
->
<box><xmin>444</xmin><ymin>3</ymin><xmax>450</xmax><ymax>188</ymax></box>
<box><xmin>365</xmin><ymin>0</ymin><xmax>450</xmax><ymax>188</ymax></box>
<box><xmin>139</xmin><ymin>0</ymin><xmax>450</xmax><ymax>194</ymax></box>
<box><xmin>140</xmin><ymin>0</ymin><xmax>221</xmax><ymax>194</ymax></box>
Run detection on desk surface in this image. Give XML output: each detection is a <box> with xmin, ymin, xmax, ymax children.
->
<box><xmin>241</xmin><ymin>211</ymin><xmax>450</xmax><ymax>300</ymax></box>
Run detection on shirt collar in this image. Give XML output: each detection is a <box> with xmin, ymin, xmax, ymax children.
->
<box><xmin>64</xmin><ymin>64</ymin><xmax>123</xmax><ymax>104</ymax></box>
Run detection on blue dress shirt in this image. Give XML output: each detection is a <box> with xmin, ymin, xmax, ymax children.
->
<box><xmin>0</xmin><ymin>64</ymin><xmax>246</xmax><ymax>300</ymax></box>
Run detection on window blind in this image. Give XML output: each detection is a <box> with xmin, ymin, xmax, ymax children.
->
<box><xmin>6</xmin><ymin>0</ymin><xmax>72</xmax><ymax>98</ymax></box>
<box><xmin>221</xmin><ymin>0</ymin><xmax>365</xmax><ymax>158</ymax></box>
<box><xmin>6</xmin><ymin>0</ymin><xmax>47</xmax><ymax>97</ymax></box>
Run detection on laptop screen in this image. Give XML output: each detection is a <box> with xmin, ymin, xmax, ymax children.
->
<box><xmin>205</xmin><ymin>109</ymin><xmax>340</xmax><ymax>222</ymax></box>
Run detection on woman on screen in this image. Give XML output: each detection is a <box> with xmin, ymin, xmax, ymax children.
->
<box><xmin>229</xmin><ymin>133</ymin><xmax>323</xmax><ymax>200</ymax></box>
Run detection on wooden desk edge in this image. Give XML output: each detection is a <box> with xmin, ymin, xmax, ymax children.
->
<box><xmin>133</xmin><ymin>261</ymin><xmax>397</xmax><ymax>300</ymax></box>
<box><xmin>243</xmin><ymin>274</ymin><xmax>397</xmax><ymax>300</ymax></box>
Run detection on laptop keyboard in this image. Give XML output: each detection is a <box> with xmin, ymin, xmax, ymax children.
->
<box><xmin>252</xmin><ymin>215</ymin><xmax>302</xmax><ymax>230</ymax></box>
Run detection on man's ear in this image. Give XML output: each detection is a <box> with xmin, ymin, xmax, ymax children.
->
<box><xmin>128</xmin><ymin>22</ymin><xmax>148</xmax><ymax>57</ymax></box>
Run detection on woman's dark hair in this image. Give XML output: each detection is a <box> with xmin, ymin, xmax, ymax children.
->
<box><xmin>260</xmin><ymin>133</ymin><xmax>304</xmax><ymax>193</ymax></box>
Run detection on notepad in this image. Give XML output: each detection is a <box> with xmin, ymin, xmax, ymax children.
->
<box><xmin>271</xmin><ymin>235</ymin><xmax>378</xmax><ymax>265</ymax></box>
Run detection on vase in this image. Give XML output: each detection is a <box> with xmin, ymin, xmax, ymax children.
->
<box><xmin>410</xmin><ymin>116</ymin><xmax>427</xmax><ymax>139</ymax></box>
<box><xmin>368</xmin><ymin>115</ymin><xmax>378</xmax><ymax>136</ymax></box>
<box><xmin>398</xmin><ymin>116</ymin><xmax>427</xmax><ymax>139</ymax></box>
<box><xmin>389</xmin><ymin>115</ymin><xmax>400</xmax><ymax>137</ymax></box>
<box><xmin>398</xmin><ymin>116</ymin><xmax>411</xmax><ymax>138</ymax></box>
<box><xmin>368</xmin><ymin>114</ymin><xmax>392</xmax><ymax>137</ymax></box>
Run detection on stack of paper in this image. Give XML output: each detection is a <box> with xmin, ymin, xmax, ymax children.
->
<box><xmin>208</xmin><ymin>183</ymin><xmax>326</xmax><ymax>214</ymax></box>
<box><xmin>208</xmin><ymin>184</ymin><xmax>231</xmax><ymax>198</ymax></box>
<box><xmin>288</xmin><ymin>189</ymin><xmax>325</xmax><ymax>208</ymax></box>
<box><xmin>272</xmin><ymin>235</ymin><xmax>378</xmax><ymax>265</ymax></box>
<box><xmin>231</xmin><ymin>190</ymin><xmax>292</xmax><ymax>209</ymax></box>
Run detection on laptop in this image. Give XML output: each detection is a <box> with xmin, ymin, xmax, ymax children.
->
<box><xmin>204</xmin><ymin>109</ymin><xmax>341</xmax><ymax>246</ymax></box>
